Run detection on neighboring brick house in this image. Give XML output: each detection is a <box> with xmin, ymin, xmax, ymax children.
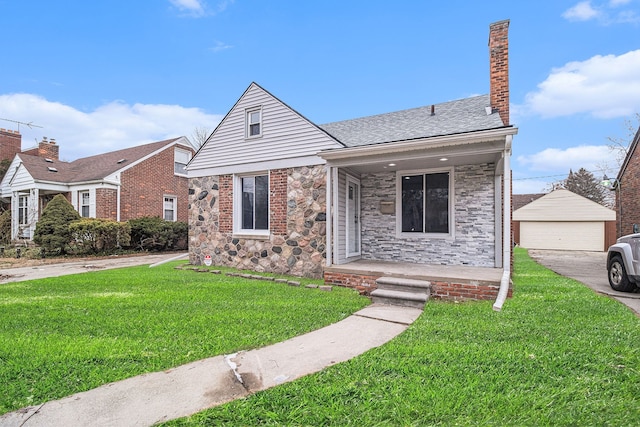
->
<box><xmin>612</xmin><ymin>125</ymin><xmax>640</xmax><ymax>237</ymax></box>
<box><xmin>187</xmin><ymin>20</ymin><xmax>517</xmax><ymax>302</ymax></box>
<box><xmin>0</xmin><ymin>135</ymin><xmax>194</xmax><ymax>240</ymax></box>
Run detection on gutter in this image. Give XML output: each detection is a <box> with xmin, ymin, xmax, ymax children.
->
<box><xmin>493</xmin><ymin>134</ymin><xmax>512</xmax><ymax>311</ymax></box>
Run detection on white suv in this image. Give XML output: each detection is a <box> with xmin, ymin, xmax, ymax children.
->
<box><xmin>607</xmin><ymin>233</ymin><xmax>640</xmax><ymax>292</ymax></box>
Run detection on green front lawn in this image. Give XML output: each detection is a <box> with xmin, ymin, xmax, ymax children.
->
<box><xmin>165</xmin><ymin>248</ymin><xmax>640</xmax><ymax>426</ymax></box>
<box><xmin>0</xmin><ymin>264</ymin><xmax>368</xmax><ymax>414</ymax></box>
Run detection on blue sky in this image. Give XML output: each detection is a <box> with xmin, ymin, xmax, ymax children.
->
<box><xmin>1</xmin><ymin>0</ymin><xmax>639</xmax><ymax>194</ymax></box>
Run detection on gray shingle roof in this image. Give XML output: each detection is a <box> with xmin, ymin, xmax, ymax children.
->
<box><xmin>318</xmin><ymin>95</ymin><xmax>506</xmax><ymax>148</ymax></box>
<box><xmin>20</xmin><ymin>138</ymin><xmax>181</xmax><ymax>183</ymax></box>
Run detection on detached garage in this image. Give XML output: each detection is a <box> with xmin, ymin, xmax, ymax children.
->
<box><xmin>513</xmin><ymin>189</ymin><xmax>616</xmax><ymax>251</ymax></box>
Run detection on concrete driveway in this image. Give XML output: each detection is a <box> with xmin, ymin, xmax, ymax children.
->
<box><xmin>528</xmin><ymin>249</ymin><xmax>640</xmax><ymax>316</ymax></box>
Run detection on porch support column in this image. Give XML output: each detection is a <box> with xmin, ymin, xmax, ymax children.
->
<box><xmin>11</xmin><ymin>191</ymin><xmax>18</xmax><ymax>240</ymax></box>
<box><xmin>494</xmin><ymin>167</ymin><xmax>503</xmax><ymax>268</ymax></box>
<box><xmin>325</xmin><ymin>165</ymin><xmax>333</xmax><ymax>267</ymax></box>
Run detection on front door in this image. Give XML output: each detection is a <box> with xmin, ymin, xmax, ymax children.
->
<box><xmin>346</xmin><ymin>175</ymin><xmax>361</xmax><ymax>257</ymax></box>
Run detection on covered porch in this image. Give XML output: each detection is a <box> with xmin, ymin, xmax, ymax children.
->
<box><xmin>319</xmin><ymin>128</ymin><xmax>516</xmax><ymax>303</ymax></box>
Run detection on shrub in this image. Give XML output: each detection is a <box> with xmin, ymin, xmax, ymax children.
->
<box><xmin>128</xmin><ymin>217</ymin><xmax>187</xmax><ymax>251</ymax></box>
<box><xmin>33</xmin><ymin>194</ymin><xmax>80</xmax><ymax>255</ymax></box>
<box><xmin>69</xmin><ymin>218</ymin><xmax>131</xmax><ymax>254</ymax></box>
<box><xmin>0</xmin><ymin>210</ymin><xmax>10</xmax><ymax>245</ymax></box>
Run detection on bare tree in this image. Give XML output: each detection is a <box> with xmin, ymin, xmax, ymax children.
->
<box><xmin>605</xmin><ymin>113</ymin><xmax>640</xmax><ymax>168</ymax></box>
<box><xmin>191</xmin><ymin>127</ymin><xmax>212</xmax><ymax>149</ymax></box>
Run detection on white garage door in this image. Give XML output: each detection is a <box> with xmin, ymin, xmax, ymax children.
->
<box><xmin>520</xmin><ymin>221</ymin><xmax>604</xmax><ymax>251</ymax></box>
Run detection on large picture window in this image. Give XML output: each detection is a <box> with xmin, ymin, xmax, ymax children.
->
<box><xmin>237</xmin><ymin>173</ymin><xmax>269</xmax><ymax>233</ymax></box>
<box><xmin>399</xmin><ymin>170</ymin><xmax>451</xmax><ymax>235</ymax></box>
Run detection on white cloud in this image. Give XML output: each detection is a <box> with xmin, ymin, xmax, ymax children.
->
<box><xmin>169</xmin><ymin>0</ymin><xmax>234</xmax><ymax>17</ymax></box>
<box><xmin>522</xmin><ymin>50</ymin><xmax>640</xmax><ymax>119</ymax></box>
<box><xmin>209</xmin><ymin>40</ymin><xmax>233</xmax><ymax>53</ymax></box>
<box><xmin>516</xmin><ymin>145</ymin><xmax>616</xmax><ymax>172</ymax></box>
<box><xmin>563</xmin><ymin>1</ymin><xmax>601</xmax><ymax>21</ymax></box>
<box><xmin>169</xmin><ymin>0</ymin><xmax>206</xmax><ymax>17</ymax></box>
<box><xmin>609</xmin><ymin>0</ymin><xmax>632</xmax><ymax>7</ymax></box>
<box><xmin>512</xmin><ymin>179</ymin><xmax>553</xmax><ymax>195</ymax></box>
<box><xmin>0</xmin><ymin>93</ymin><xmax>222</xmax><ymax>161</ymax></box>
<box><xmin>562</xmin><ymin>0</ymin><xmax>640</xmax><ymax>23</ymax></box>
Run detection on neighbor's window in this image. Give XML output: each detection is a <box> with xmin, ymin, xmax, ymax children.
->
<box><xmin>400</xmin><ymin>170</ymin><xmax>450</xmax><ymax>235</ymax></box>
<box><xmin>80</xmin><ymin>191</ymin><xmax>90</xmax><ymax>217</ymax></box>
<box><xmin>164</xmin><ymin>196</ymin><xmax>177</xmax><ymax>221</ymax></box>
<box><xmin>236</xmin><ymin>173</ymin><xmax>269</xmax><ymax>233</ymax></box>
<box><xmin>246</xmin><ymin>108</ymin><xmax>262</xmax><ymax>138</ymax></box>
<box><xmin>18</xmin><ymin>195</ymin><xmax>29</xmax><ymax>225</ymax></box>
<box><xmin>174</xmin><ymin>148</ymin><xmax>191</xmax><ymax>175</ymax></box>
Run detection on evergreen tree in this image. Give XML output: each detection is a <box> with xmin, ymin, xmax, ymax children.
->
<box><xmin>33</xmin><ymin>194</ymin><xmax>81</xmax><ymax>254</ymax></box>
<box><xmin>563</xmin><ymin>168</ymin><xmax>607</xmax><ymax>206</ymax></box>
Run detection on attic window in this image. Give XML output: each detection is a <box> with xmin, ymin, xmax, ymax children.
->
<box><xmin>47</xmin><ymin>167</ymin><xmax>58</xmax><ymax>172</ymax></box>
<box><xmin>117</xmin><ymin>159</ymin><xmax>127</xmax><ymax>164</ymax></box>
<box><xmin>246</xmin><ymin>107</ymin><xmax>262</xmax><ymax>138</ymax></box>
<box><xmin>45</xmin><ymin>158</ymin><xmax>53</xmax><ymax>163</ymax></box>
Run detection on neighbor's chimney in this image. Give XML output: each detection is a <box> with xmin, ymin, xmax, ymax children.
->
<box><xmin>23</xmin><ymin>136</ymin><xmax>60</xmax><ymax>160</ymax></box>
<box><xmin>0</xmin><ymin>128</ymin><xmax>22</xmax><ymax>162</ymax></box>
<box><xmin>489</xmin><ymin>19</ymin><xmax>510</xmax><ymax>126</ymax></box>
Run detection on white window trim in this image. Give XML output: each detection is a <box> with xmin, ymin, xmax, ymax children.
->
<box><xmin>233</xmin><ymin>172</ymin><xmax>270</xmax><ymax>238</ymax></box>
<box><xmin>164</xmin><ymin>195</ymin><xmax>177</xmax><ymax>222</ymax></box>
<box><xmin>395</xmin><ymin>167</ymin><xmax>455</xmax><ymax>240</ymax></box>
<box><xmin>80</xmin><ymin>191</ymin><xmax>91</xmax><ymax>218</ymax></box>
<box><xmin>245</xmin><ymin>107</ymin><xmax>263</xmax><ymax>139</ymax></box>
<box><xmin>174</xmin><ymin>148</ymin><xmax>191</xmax><ymax>177</ymax></box>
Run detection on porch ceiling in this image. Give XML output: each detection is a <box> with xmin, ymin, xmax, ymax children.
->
<box><xmin>322</xmin><ymin>139</ymin><xmax>506</xmax><ymax>174</ymax></box>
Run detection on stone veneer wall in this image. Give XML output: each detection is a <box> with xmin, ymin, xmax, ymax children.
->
<box><xmin>360</xmin><ymin>163</ymin><xmax>496</xmax><ymax>267</ymax></box>
<box><xmin>189</xmin><ymin>165</ymin><xmax>327</xmax><ymax>278</ymax></box>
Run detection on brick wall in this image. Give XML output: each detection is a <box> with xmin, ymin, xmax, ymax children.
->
<box><xmin>270</xmin><ymin>169</ymin><xmax>288</xmax><ymax>234</ymax></box>
<box><xmin>618</xmin><ymin>151</ymin><xmax>640</xmax><ymax>236</ymax></box>
<box><xmin>219</xmin><ymin>175</ymin><xmax>233</xmax><ymax>232</ymax></box>
<box><xmin>119</xmin><ymin>146</ymin><xmax>191</xmax><ymax>222</ymax></box>
<box><xmin>95</xmin><ymin>188</ymin><xmax>118</xmax><ymax>220</ymax></box>
<box><xmin>0</xmin><ymin>129</ymin><xmax>21</xmax><ymax>161</ymax></box>
<box><xmin>323</xmin><ymin>271</ymin><xmax>507</xmax><ymax>301</ymax></box>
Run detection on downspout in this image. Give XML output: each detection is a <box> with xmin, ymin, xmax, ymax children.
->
<box><xmin>493</xmin><ymin>135</ymin><xmax>512</xmax><ymax>311</ymax></box>
<box><xmin>325</xmin><ymin>165</ymin><xmax>333</xmax><ymax>267</ymax></box>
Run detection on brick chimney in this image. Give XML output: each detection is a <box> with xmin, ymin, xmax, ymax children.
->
<box><xmin>23</xmin><ymin>137</ymin><xmax>60</xmax><ymax>160</ymax></box>
<box><xmin>0</xmin><ymin>128</ymin><xmax>22</xmax><ymax>161</ymax></box>
<box><xmin>489</xmin><ymin>19</ymin><xmax>510</xmax><ymax>126</ymax></box>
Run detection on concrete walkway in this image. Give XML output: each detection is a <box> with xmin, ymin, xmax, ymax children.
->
<box><xmin>0</xmin><ymin>253</ymin><xmax>422</xmax><ymax>426</ymax></box>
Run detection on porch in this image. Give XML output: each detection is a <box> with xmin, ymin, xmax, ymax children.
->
<box><xmin>324</xmin><ymin>259</ymin><xmax>508</xmax><ymax>302</ymax></box>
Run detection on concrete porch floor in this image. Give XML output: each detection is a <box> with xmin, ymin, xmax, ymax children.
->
<box><xmin>324</xmin><ymin>259</ymin><xmax>504</xmax><ymax>285</ymax></box>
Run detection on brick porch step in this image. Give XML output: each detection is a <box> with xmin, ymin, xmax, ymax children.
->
<box><xmin>371</xmin><ymin>276</ymin><xmax>431</xmax><ymax>309</ymax></box>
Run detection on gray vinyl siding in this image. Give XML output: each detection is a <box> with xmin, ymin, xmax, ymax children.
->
<box><xmin>188</xmin><ymin>83</ymin><xmax>342</xmax><ymax>171</ymax></box>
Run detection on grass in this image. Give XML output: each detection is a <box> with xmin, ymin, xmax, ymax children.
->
<box><xmin>0</xmin><ymin>263</ymin><xmax>368</xmax><ymax>414</ymax></box>
<box><xmin>164</xmin><ymin>248</ymin><xmax>640</xmax><ymax>426</ymax></box>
